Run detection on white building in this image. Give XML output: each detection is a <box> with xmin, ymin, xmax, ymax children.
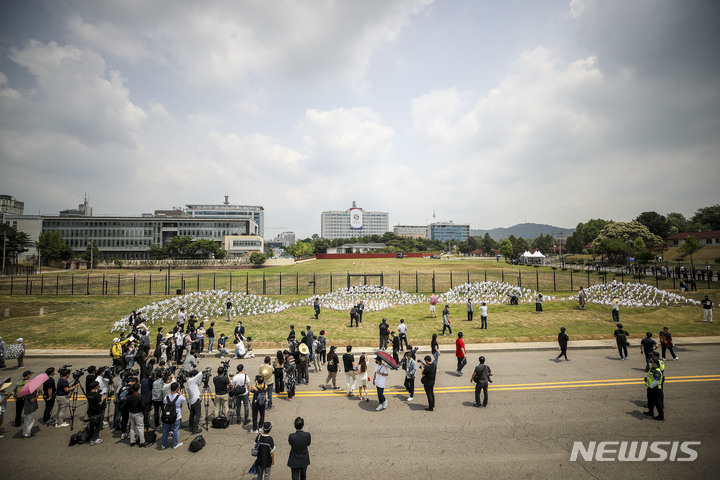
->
<box><xmin>1</xmin><ymin>214</ymin><xmax>43</xmax><ymax>259</ymax></box>
<box><xmin>186</xmin><ymin>196</ymin><xmax>265</xmax><ymax>237</ymax></box>
<box><xmin>321</xmin><ymin>201</ymin><xmax>389</xmax><ymax>239</ymax></box>
<box><xmin>273</xmin><ymin>231</ymin><xmax>296</xmax><ymax>247</ymax></box>
<box><xmin>222</xmin><ymin>235</ymin><xmax>264</xmax><ymax>258</ymax></box>
<box><xmin>393</xmin><ymin>224</ymin><xmax>428</xmax><ymax>239</ymax></box>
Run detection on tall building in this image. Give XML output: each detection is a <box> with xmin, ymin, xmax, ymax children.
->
<box><xmin>393</xmin><ymin>224</ymin><xmax>428</xmax><ymax>239</ymax></box>
<box><xmin>321</xmin><ymin>201</ymin><xmax>389</xmax><ymax>239</ymax></box>
<box><xmin>185</xmin><ymin>195</ymin><xmax>265</xmax><ymax>237</ymax></box>
<box><xmin>428</xmin><ymin>221</ymin><xmax>470</xmax><ymax>242</ymax></box>
<box><xmin>0</xmin><ymin>195</ymin><xmax>24</xmax><ymax>215</ymax></box>
<box><xmin>1</xmin><ymin>213</ymin><xmax>42</xmax><ymax>259</ymax></box>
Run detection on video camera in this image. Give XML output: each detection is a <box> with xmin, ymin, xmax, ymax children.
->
<box><xmin>202</xmin><ymin>367</ymin><xmax>212</xmax><ymax>389</ymax></box>
<box><xmin>219</xmin><ymin>360</ymin><xmax>230</xmax><ymax>375</ymax></box>
<box><xmin>72</xmin><ymin>367</ymin><xmax>86</xmax><ymax>382</ymax></box>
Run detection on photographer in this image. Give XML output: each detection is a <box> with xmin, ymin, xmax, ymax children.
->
<box><xmin>181</xmin><ymin>351</ymin><xmax>198</xmax><ymax>374</ymax></box>
<box><xmin>119</xmin><ymin>376</ymin><xmax>138</xmax><ymax>439</ymax></box>
<box><xmin>85</xmin><ymin>381</ymin><xmax>104</xmax><ymax>445</ymax></box>
<box><xmin>402</xmin><ymin>351</ymin><xmax>416</xmax><ymax>402</ymax></box>
<box><xmin>231</xmin><ymin>364</ymin><xmax>250</xmax><ymax>425</ymax></box>
<box><xmin>212</xmin><ymin>366</ymin><xmax>230</xmax><ymax>418</ymax></box>
<box><xmin>124</xmin><ymin>383</ymin><xmax>149</xmax><ymax>447</ymax></box>
<box><xmin>42</xmin><ymin>367</ymin><xmax>57</xmax><ymax>426</ymax></box>
<box><xmin>140</xmin><ymin>370</ymin><xmax>153</xmax><ymax>427</ymax></box>
<box><xmin>470</xmin><ymin>356</ymin><xmax>492</xmax><ymax>408</ymax></box>
<box><xmin>95</xmin><ymin>367</ymin><xmax>110</xmax><ymax>426</ymax></box>
<box><xmin>55</xmin><ymin>368</ymin><xmax>79</xmax><ymax>428</ymax></box>
<box><xmin>186</xmin><ymin>369</ymin><xmax>203</xmax><ymax>434</ymax></box>
<box><xmin>151</xmin><ymin>370</ymin><xmax>166</xmax><ymax>430</ymax></box>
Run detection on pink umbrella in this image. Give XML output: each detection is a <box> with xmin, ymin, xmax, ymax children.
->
<box><xmin>430</xmin><ymin>294</ymin><xmax>438</xmax><ymax>305</ymax></box>
<box><xmin>17</xmin><ymin>373</ymin><xmax>48</xmax><ymax>397</ymax></box>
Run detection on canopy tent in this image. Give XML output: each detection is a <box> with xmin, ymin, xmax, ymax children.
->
<box><xmin>521</xmin><ymin>251</ymin><xmax>533</xmax><ymax>258</ymax></box>
<box><xmin>531</xmin><ymin>251</ymin><xmax>545</xmax><ymax>258</ymax></box>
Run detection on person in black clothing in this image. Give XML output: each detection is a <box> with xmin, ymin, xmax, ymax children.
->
<box><xmin>471</xmin><ymin>356</ymin><xmax>492</xmax><ymax>407</ymax></box>
<box><xmin>84</xmin><ymin>366</ymin><xmax>97</xmax><ymax>397</ymax></box>
<box><xmin>391</xmin><ymin>332</ymin><xmax>401</xmax><ymax>364</ymax></box>
<box><xmin>42</xmin><ymin>367</ymin><xmax>57</xmax><ymax>426</ymax></box>
<box><xmin>212</xmin><ymin>367</ymin><xmax>230</xmax><ymax>418</ymax></box>
<box><xmin>556</xmin><ymin>327</ymin><xmax>569</xmax><ymax>362</ymax></box>
<box><xmin>86</xmin><ymin>381</ymin><xmax>105</xmax><ymax>445</ymax></box>
<box><xmin>357</xmin><ymin>301</ymin><xmax>365</xmax><ymax>323</ymax></box>
<box><xmin>321</xmin><ymin>345</ymin><xmax>339</xmax><ymax>390</ymax></box>
<box><xmin>379</xmin><ymin>318</ymin><xmax>389</xmax><ymax>351</ymax></box>
<box><xmin>342</xmin><ymin>345</ymin><xmax>356</xmax><ymax>396</ymax></box>
<box><xmin>256</xmin><ymin>421</ymin><xmax>275</xmax><ymax>480</ymax></box>
<box><xmin>288</xmin><ymin>416</ymin><xmax>311</xmax><ymax>480</ymax></box>
<box><xmin>349</xmin><ymin>305</ymin><xmax>359</xmax><ymax>327</ymax></box>
<box><xmin>124</xmin><ymin>383</ymin><xmax>149</xmax><ymax>447</ymax></box>
<box><xmin>140</xmin><ymin>373</ymin><xmax>153</xmax><ymax>427</ymax></box>
<box><xmin>420</xmin><ymin>356</ymin><xmax>436</xmax><ymax>411</ymax></box>
<box><xmin>614</xmin><ymin>324</ymin><xmax>629</xmax><ymax>360</ymax></box>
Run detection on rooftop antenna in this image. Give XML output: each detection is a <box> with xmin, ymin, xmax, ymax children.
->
<box><xmin>432</xmin><ymin>204</ymin><xmax>436</xmax><ymax>221</ymax></box>
<box><xmin>224</xmin><ymin>194</ymin><xmax>229</xmax><ymax>206</ymax></box>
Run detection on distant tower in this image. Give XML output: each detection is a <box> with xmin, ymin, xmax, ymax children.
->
<box><xmin>433</xmin><ymin>205</ymin><xmax>436</xmax><ymax>220</ymax></box>
<box><xmin>352</xmin><ymin>200</ymin><xmax>357</xmax><ymax>208</ymax></box>
<box><xmin>224</xmin><ymin>195</ymin><xmax>229</xmax><ymax>206</ymax></box>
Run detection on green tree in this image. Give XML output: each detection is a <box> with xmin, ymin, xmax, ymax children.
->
<box><xmin>81</xmin><ymin>241</ymin><xmax>101</xmax><ymax>268</ymax></box>
<box><xmin>164</xmin><ymin>236</ymin><xmax>195</xmax><ymax>258</ymax></box>
<box><xmin>666</xmin><ymin>212</ymin><xmax>692</xmax><ymax>235</ymax></box>
<box><xmin>148</xmin><ymin>245</ymin><xmax>168</xmax><ymax>259</ymax></box>
<box><xmin>678</xmin><ymin>235</ymin><xmax>701</xmax><ymax>272</ymax></box>
<box><xmin>691</xmin><ymin>204</ymin><xmax>720</xmax><ymax>231</ymax></box>
<box><xmin>249</xmin><ymin>252</ymin><xmax>267</xmax><ymax>265</ymax></box>
<box><xmin>499</xmin><ymin>239</ymin><xmax>513</xmax><ymax>260</ymax></box>
<box><xmin>191</xmin><ymin>239</ymin><xmax>226</xmax><ymax>259</ymax></box>
<box><xmin>481</xmin><ymin>233</ymin><xmax>497</xmax><ymax>255</ymax></box>
<box><xmin>267</xmin><ymin>248</ymin><xmax>275</xmax><ymax>258</ymax></box>
<box><xmin>635</xmin><ymin>211</ymin><xmax>671</xmax><ymax>238</ymax></box>
<box><xmin>287</xmin><ymin>241</ymin><xmax>314</xmax><ymax>258</ymax></box>
<box><xmin>592</xmin><ymin>221</ymin><xmax>663</xmax><ymax>250</ymax></box>
<box><xmin>594</xmin><ymin>238</ymin><xmax>629</xmax><ymax>262</ymax></box>
<box><xmin>36</xmin><ymin>231</ymin><xmax>73</xmax><ymax>264</ymax></box>
<box><xmin>531</xmin><ymin>233</ymin><xmax>555</xmax><ymax>254</ymax></box>
<box><xmin>0</xmin><ymin>224</ymin><xmax>32</xmax><ymax>266</ymax></box>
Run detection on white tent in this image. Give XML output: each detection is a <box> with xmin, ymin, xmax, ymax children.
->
<box><xmin>532</xmin><ymin>250</ymin><xmax>545</xmax><ymax>258</ymax></box>
<box><xmin>522</xmin><ymin>251</ymin><xmax>533</xmax><ymax>258</ymax></box>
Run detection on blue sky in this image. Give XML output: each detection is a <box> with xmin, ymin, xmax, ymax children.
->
<box><xmin>1</xmin><ymin>0</ymin><xmax>717</xmax><ymax>239</ymax></box>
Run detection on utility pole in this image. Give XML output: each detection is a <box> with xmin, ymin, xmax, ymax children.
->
<box><xmin>2</xmin><ymin>232</ymin><xmax>6</xmax><ymax>275</ymax></box>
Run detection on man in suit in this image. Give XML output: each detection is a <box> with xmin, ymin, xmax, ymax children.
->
<box><xmin>288</xmin><ymin>416</ymin><xmax>311</xmax><ymax>480</ymax></box>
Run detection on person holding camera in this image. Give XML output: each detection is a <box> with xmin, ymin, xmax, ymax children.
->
<box><xmin>125</xmin><ymin>383</ymin><xmax>149</xmax><ymax>447</ymax></box>
<box><xmin>85</xmin><ymin>381</ymin><xmax>105</xmax><ymax>445</ymax></box>
<box><xmin>212</xmin><ymin>366</ymin><xmax>230</xmax><ymax>418</ymax></box>
<box><xmin>402</xmin><ymin>351</ymin><xmax>417</xmax><ymax>402</ymax></box>
<box><xmin>186</xmin><ymin>369</ymin><xmax>203</xmax><ymax>434</ymax></box>
<box><xmin>55</xmin><ymin>368</ymin><xmax>78</xmax><ymax>428</ymax></box>
<box><xmin>471</xmin><ymin>356</ymin><xmax>492</xmax><ymax>408</ymax></box>
<box><xmin>250</xmin><ymin>375</ymin><xmax>268</xmax><ymax>434</ymax></box>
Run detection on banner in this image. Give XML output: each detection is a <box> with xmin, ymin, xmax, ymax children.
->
<box><xmin>349</xmin><ymin>208</ymin><xmax>363</xmax><ymax>230</ymax></box>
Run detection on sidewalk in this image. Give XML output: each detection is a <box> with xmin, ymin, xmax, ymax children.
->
<box><xmin>24</xmin><ymin>335</ymin><xmax>720</xmax><ymax>358</ymax></box>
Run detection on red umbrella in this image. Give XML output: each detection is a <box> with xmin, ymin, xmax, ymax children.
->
<box><xmin>375</xmin><ymin>350</ymin><xmax>398</xmax><ymax>370</ymax></box>
<box><xmin>17</xmin><ymin>373</ymin><xmax>48</xmax><ymax>397</ymax></box>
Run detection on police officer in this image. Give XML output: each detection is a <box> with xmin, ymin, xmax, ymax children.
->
<box><xmin>642</xmin><ymin>358</ymin><xmax>664</xmax><ymax>421</ymax></box>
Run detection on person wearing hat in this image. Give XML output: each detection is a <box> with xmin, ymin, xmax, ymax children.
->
<box><xmin>643</xmin><ymin>358</ymin><xmax>664</xmax><ymax>421</ymax></box>
<box><xmin>55</xmin><ymin>368</ymin><xmax>79</xmax><ymax>428</ymax></box>
<box><xmin>442</xmin><ymin>305</ymin><xmax>452</xmax><ymax>336</ymax></box>
<box><xmin>13</xmin><ymin>370</ymin><xmax>32</xmax><ymax>427</ymax></box>
<box><xmin>555</xmin><ymin>327</ymin><xmax>569</xmax><ymax>362</ymax></box>
<box><xmin>0</xmin><ymin>377</ymin><xmax>12</xmax><ymax>438</ymax></box>
<box><xmin>255</xmin><ymin>421</ymin><xmax>275</xmax><ymax>479</ymax></box>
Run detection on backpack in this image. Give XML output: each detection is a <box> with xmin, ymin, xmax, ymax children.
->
<box><xmin>144</xmin><ymin>430</ymin><xmax>157</xmax><ymax>444</ymax></box>
<box><xmin>212</xmin><ymin>416</ymin><xmax>229</xmax><ymax>429</ymax></box>
<box><xmin>254</xmin><ymin>389</ymin><xmax>266</xmax><ymax>406</ymax></box>
<box><xmin>161</xmin><ymin>394</ymin><xmax>179</xmax><ymax>424</ymax></box>
<box><xmin>616</xmin><ymin>331</ymin><xmax>627</xmax><ymax>345</ymax></box>
<box><xmin>69</xmin><ymin>427</ymin><xmax>89</xmax><ymax>446</ymax></box>
<box><xmin>189</xmin><ymin>434</ymin><xmax>206</xmax><ymax>452</ymax></box>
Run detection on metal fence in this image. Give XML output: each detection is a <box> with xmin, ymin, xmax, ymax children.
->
<box><xmin>0</xmin><ymin>267</ymin><xmax>711</xmax><ymax>296</ymax></box>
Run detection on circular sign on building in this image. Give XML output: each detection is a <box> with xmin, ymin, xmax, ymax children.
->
<box><xmin>349</xmin><ymin>208</ymin><xmax>363</xmax><ymax>230</ymax></box>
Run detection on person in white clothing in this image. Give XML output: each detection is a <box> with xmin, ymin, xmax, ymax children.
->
<box><xmin>479</xmin><ymin>302</ymin><xmax>488</xmax><ymax>329</ymax></box>
<box><xmin>373</xmin><ymin>357</ymin><xmax>389</xmax><ymax>411</ymax></box>
<box><xmin>234</xmin><ymin>339</ymin><xmax>246</xmax><ymax>359</ymax></box>
<box><xmin>397</xmin><ymin>319</ymin><xmax>409</xmax><ymax>351</ymax></box>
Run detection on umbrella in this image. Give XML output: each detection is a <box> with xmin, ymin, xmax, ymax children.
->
<box><xmin>18</xmin><ymin>373</ymin><xmax>48</xmax><ymax>397</ymax></box>
<box><xmin>430</xmin><ymin>294</ymin><xmax>438</xmax><ymax>305</ymax></box>
<box><xmin>375</xmin><ymin>350</ymin><xmax>398</xmax><ymax>370</ymax></box>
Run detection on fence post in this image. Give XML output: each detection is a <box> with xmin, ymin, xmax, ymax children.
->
<box><xmin>570</xmin><ymin>269</ymin><xmax>573</xmax><ymax>291</ymax></box>
<box><xmin>213</xmin><ymin>272</ymin><xmax>216</xmax><ymax>291</ymax></box>
<box><xmin>416</xmin><ymin>271</ymin><xmax>418</xmax><ymax>293</ymax></box>
<box><xmin>150</xmin><ymin>273</ymin><xmax>153</xmax><ymax>295</ymax></box>
<box><xmin>279</xmin><ymin>272</ymin><xmax>282</xmax><ymax>295</ymax></box>
<box><xmin>501</xmin><ymin>270</ymin><xmax>504</xmax><ymax>283</ymax></box>
<box><xmin>229</xmin><ymin>272</ymin><xmax>232</xmax><ymax>293</ymax></box>
<box><xmin>535</xmin><ymin>269</ymin><xmax>538</xmax><ymax>291</ymax></box>
<box><xmin>296</xmin><ymin>272</ymin><xmax>299</xmax><ymax>294</ymax></box>
<box><xmin>86</xmin><ymin>274</ymin><xmax>90</xmax><ymax>295</ymax></box>
<box><xmin>347</xmin><ymin>272</ymin><xmax>350</xmax><ymax>289</ymax></box>
<box><xmin>263</xmin><ymin>271</ymin><xmax>266</xmax><ymax>295</ymax></box>
<box><xmin>10</xmin><ymin>275</ymin><xmax>14</xmax><ymax>295</ymax></box>
<box><xmin>330</xmin><ymin>273</ymin><xmax>333</xmax><ymax>292</ymax></box>
<box><xmin>246</xmin><ymin>272</ymin><xmax>249</xmax><ymax>294</ymax></box>
<box><xmin>467</xmin><ymin>271</ymin><xmax>470</xmax><ymax>284</ymax></box>
<box><xmin>450</xmin><ymin>270</ymin><xmax>453</xmax><ymax>288</ymax></box>
<box><xmin>432</xmin><ymin>271</ymin><xmax>435</xmax><ymax>293</ymax></box>
<box><xmin>71</xmin><ymin>274</ymin><xmax>74</xmax><ymax>295</ymax></box>
<box><xmin>117</xmin><ymin>275</ymin><xmax>120</xmax><ymax>295</ymax></box>
<box><xmin>398</xmin><ymin>271</ymin><xmax>401</xmax><ymax>290</ymax></box>
<box><xmin>484</xmin><ymin>270</ymin><xmax>487</xmax><ymax>282</ymax></box>
<box><xmin>518</xmin><ymin>270</ymin><xmax>522</xmax><ymax>288</ymax></box>
<box><xmin>381</xmin><ymin>272</ymin><xmax>384</xmax><ymax>287</ymax></box>
<box><xmin>553</xmin><ymin>270</ymin><xmax>556</xmax><ymax>292</ymax></box>
<box><xmin>41</xmin><ymin>274</ymin><xmax>44</xmax><ymax>295</ymax></box>
<box><xmin>313</xmin><ymin>273</ymin><xmax>316</xmax><ymax>295</ymax></box>
<box><xmin>621</xmin><ymin>272</ymin><xmax>624</xmax><ymax>283</ymax></box>
<box><xmin>56</xmin><ymin>274</ymin><xmax>59</xmax><ymax>295</ymax></box>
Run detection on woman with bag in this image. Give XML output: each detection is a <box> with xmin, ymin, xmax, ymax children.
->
<box><xmin>273</xmin><ymin>350</ymin><xmax>285</xmax><ymax>394</ymax></box>
<box><xmin>356</xmin><ymin>355</ymin><xmax>370</xmax><ymax>402</ymax></box>
<box><xmin>321</xmin><ymin>346</ymin><xmax>339</xmax><ymax>390</ymax></box>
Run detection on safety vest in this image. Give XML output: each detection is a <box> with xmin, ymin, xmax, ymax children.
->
<box><xmin>645</xmin><ymin>367</ymin><xmax>663</xmax><ymax>389</ymax></box>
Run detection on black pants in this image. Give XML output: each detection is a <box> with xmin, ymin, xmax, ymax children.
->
<box><xmin>481</xmin><ymin>316</ymin><xmax>487</xmax><ymax>329</ymax></box>
<box><xmin>612</xmin><ymin>310</ymin><xmax>620</xmax><ymax>322</ymax></box>
<box><xmin>557</xmin><ymin>345</ymin><xmax>568</xmax><ymax>360</ymax></box>
<box><xmin>189</xmin><ymin>399</ymin><xmax>201</xmax><ymax>432</ymax></box>
<box><xmin>647</xmin><ymin>387</ymin><xmax>664</xmax><ymax>419</ymax></box>
<box><xmin>350</xmin><ymin>316</ymin><xmax>358</xmax><ymax>327</ymax></box>
<box><xmin>404</xmin><ymin>377</ymin><xmax>414</xmax><ymax>398</ymax></box>
<box><xmin>661</xmin><ymin>344</ymin><xmax>676</xmax><ymax>359</ymax></box>
<box><xmin>153</xmin><ymin>400</ymin><xmax>163</xmax><ymax>428</ymax></box>
<box><xmin>399</xmin><ymin>334</ymin><xmax>409</xmax><ymax>350</ymax></box>
<box><xmin>251</xmin><ymin>403</ymin><xmax>265</xmax><ymax>431</ymax></box>
<box><xmin>467</xmin><ymin>311</ymin><xmax>473</xmax><ymax>321</ymax></box>
<box><xmin>442</xmin><ymin>324</ymin><xmax>452</xmax><ymax>335</ymax></box>
<box><xmin>424</xmin><ymin>384</ymin><xmax>435</xmax><ymax>410</ymax></box>
<box><xmin>43</xmin><ymin>396</ymin><xmax>56</xmax><ymax>424</ymax></box>
<box><xmin>87</xmin><ymin>414</ymin><xmax>103</xmax><ymax>442</ymax></box>
<box><xmin>291</xmin><ymin>467</ymin><xmax>308</xmax><ymax>480</ymax></box>
<box><xmin>475</xmin><ymin>382</ymin><xmax>489</xmax><ymax>406</ymax></box>
<box><xmin>14</xmin><ymin>397</ymin><xmax>25</xmax><ymax>426</ymax></box>
<box><xmin>617</xmin><ymin>343</ymin><xmax>628</xmax><ymax>359</ymax></box>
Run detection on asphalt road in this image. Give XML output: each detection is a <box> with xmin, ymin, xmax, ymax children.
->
<box><xmin>2</xmin><ymin>344</ymin><xmax>719</xmax><ymax>480</ymax></box>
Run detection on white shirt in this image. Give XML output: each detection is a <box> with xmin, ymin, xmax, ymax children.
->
<box><xmin>231</xmin><ymin>372</ymin><xmax>250</xmax><ymax>397</ymax></box>
<box><xmin>398</xmin><ymin>323</ymin><xmax>407</xmax><ymax>334</ymax></box>
<box><xmin>235</xmin><ymin>340</ymin><xmax>246</xmax><ymax>356</ymax></box>
<box><xmin>374</xmin><ymin>364</ymin><xmax>388</xmax><ymax>389</ymax></box>
<box><xmin>178</xmin><ymin>311</ymin><xmax>186</xmax><ymax>324</ymax></box>
<box><xmin>186</xmin><ymin>372</ymin><xmax>203</xmax><ymax>405</ymax></box>
<box><xmin>480</xmin><ymin>306</ymin><xmax>488</xmax><ymax>316</ymax></box>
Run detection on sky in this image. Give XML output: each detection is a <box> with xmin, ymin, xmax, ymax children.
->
<box><xmin>0</xmin><ymin>0</ymin><xmax>718</xmax><ymax>240</ymax></box>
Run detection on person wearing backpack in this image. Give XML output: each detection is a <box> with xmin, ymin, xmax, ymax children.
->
<box><xmin>231</xmin><ymin>364</ymin><xmax>250</xmax><ymax>426</ymax></box>
<box><xmin>614</xmin><ymin>324</ymin><xmax>630</xmax><ymax>360</ymax></box>
<box><xmin>250</xmin><ymin>375</ymin><xmax>268</xmax><ymax>434</ymax></box>
<box><xmin>160</xmin><ymin>382</ymin><xmax>186</xmax><ymax>450</ymax></box>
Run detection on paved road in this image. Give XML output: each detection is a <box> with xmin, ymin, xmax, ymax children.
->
<box><xmin>2</xmin><ymin>344</ymin><xmax>719</xmax><ymax>479</ymax></box>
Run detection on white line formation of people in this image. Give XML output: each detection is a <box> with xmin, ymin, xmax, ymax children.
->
<box><xmin>110</xmin><ymin>282</ymin><xmax>701</xmax><ymax>333</ymax></box>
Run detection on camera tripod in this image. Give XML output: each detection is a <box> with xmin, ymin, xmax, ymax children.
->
<box><xmin>201</xmin><ymin>383</ymin><xmax>212</xmax><ymax>431</ymax></box>
<box><xmin>68</xmin><ymin>379</ymin><xmax>88</xmax><ymax>431</ymax></box>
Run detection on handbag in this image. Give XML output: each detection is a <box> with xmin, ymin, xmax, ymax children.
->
<box><xmin>251</xmin><ymin>434</ymin><xmax>261</xmax><ymax>456</ymax></box>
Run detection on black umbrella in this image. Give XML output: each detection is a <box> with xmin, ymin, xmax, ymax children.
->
<box><xmin>375</xmin><ymin>350</ymin><xmax>398</xmax><ymax>370</ymax></box>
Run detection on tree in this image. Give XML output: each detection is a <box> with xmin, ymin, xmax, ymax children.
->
<box><xmin>249</xmin><ymin>252</ymin><xmax>267</xmax><ymax>265</ymax></box>
<box><xmin>481</xmin><ymin>233</ymin><xmax>497</xmax><ymax>255</ymax></box>
<box><xmin>148</xmin><ymin>245</ymin><xmax>168</xmax><ymax>259</ymax></box>
<box><xmin>592</xmin><ymin>221</ymin><xmax>663</xmax><ymax>249</ymax></box>
<box><xmin>81</xmin><ymin>241</ymin><xmax>101</xmax><ymax>268</ymax></box>
<box><xmin>678</xmin><ymin>235</ymin><xmax>701</xmax><ymax>272</ymax></box>
<box><xmin>0</xmin><ymin>224</ymin><xmax>32</xmax><ymax>266</ymax></box>
<box><xmin>267</xmin><ymin>248</ymin><xmax>275</xmax><ymax>258</ymax></box>
<box><xmin>594</xmin><ymin>238</ymin><xmax>628</xmax><ymax>262</ymax></box>
<box><xmin>691</xmin><ymin>204</ymin><xmax>720</xmax><ymax>231</ymax></box>
<box><xmin>499</xmin><ymin>239</ymin><xmax>513</xmax><ymax>260</ymax></box>
<box><xmin>666</xmin><ymin>212</ymin><xmax>692</xmax><ymax>235</ymax></box>
<box><xmin>36</xmin><ymin>231</ymin><xmax>73</xmax><ymax>264</ymax></box>
<box><xmin>531</xmin><ymin>233</ymin><xmax>554</xmax><ymax>254</ymax></box>
<box><xmin>164</xmin><ymin>236</ymin><xmax>195</xmax><ymax>258</ymax></box>
<box><xmin>635</xmin><ymin>211</ymin><xmax>671</xmax><ymax>238</ymax></box>
<box><xmin>287</xmin><ymin>241</ymin><xmax>314</xmax><ymax>258</ymax></box>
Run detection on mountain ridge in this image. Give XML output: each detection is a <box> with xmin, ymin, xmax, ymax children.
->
<box><xmin>471</xmin><ymin>223</ymin><xmax>575</xmax><ymax>241</ymax></box>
